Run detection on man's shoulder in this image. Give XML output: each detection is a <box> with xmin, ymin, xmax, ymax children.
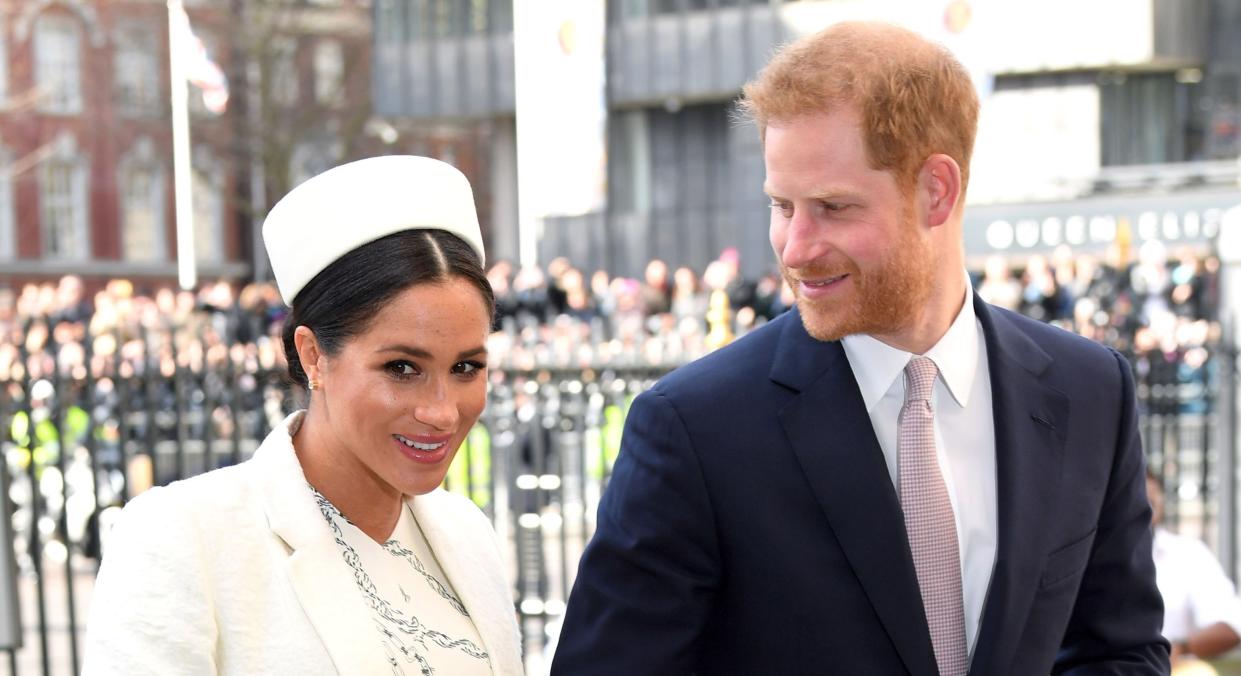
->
<box><xmin>654</xmin><ymin>311</ymin><xmax>793</xmax><ymax>398</ymax></box>
<box><xmin>983</xmin><ymin>301</ymin><xmax>1118</xmax><ymax>363</ymax></box>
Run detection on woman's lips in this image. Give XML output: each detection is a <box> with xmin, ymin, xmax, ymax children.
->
<box><xmin>393</xmin><ymin>434</ymin><xmax>452</xmax><ymax>464</ymax></box>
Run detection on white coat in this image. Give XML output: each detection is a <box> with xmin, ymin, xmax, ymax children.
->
<box><xmin>83</xmin><ymin>411</ymin><xmax>523</xmax><ymax>675</ymax></box>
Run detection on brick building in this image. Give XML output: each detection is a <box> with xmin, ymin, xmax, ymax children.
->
<box><xmin>0</xmin><ymin>0</ymin><xmax>486</xmax><ymax>292</ymax></box>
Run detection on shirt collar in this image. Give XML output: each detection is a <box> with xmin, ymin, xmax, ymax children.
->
<box><xmin>842</xmin><ymin>274</ymin><xmax>978</xmax><ymax>412</ymax></box>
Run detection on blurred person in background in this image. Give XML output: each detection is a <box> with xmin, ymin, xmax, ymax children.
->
<box><xmin>1050</xmin><ymin>245</ymin><xmax>1078</xmax><ymax>324</ymax></box>
<box><xmin>1066</xmin><ymin>253</ymin><xmax>1105</xmax><ymax>317</ymax></box>
<box><xmin>545</xmin><ymin>256</ymin><xmax>573</xmax><ymax>317</ymax></box>
<box><xmin>51</xmin><ymin>274</ymin><xmax>92</xmax><ymax>327</ymax></box>
<box><xmin>640</xmin><ymin>258</ymin><xmax>672</xmax><ymax>317</ymax></box>
<box><xmin>198</xmin><ymin>279</ymin><xmax>237</xmax><ymax>341</ymax></box>
<box><xmin>669</xmin><ymin>265</ymin><xmax>707</xmax><ymax>326</ymax></box>
<box><xmin>608</xmin><ymin>276</ymin><xmax>647</xmax><ymax>355</ymax></box>
<box><xmin>719</xmin><ymin>247</ymin><xmax>758</xmax><ymax>315</ymax></box>
<box><xmin>976</xmin><ymin>254</ymin><xmax>1021</xmax><ymax>311</ymax></box>
<box><xmin>554</xmin><ymin>21</ymin><xmax>1167</xmax><ymax>675</ymax></box>
<box><xmin>1018</xmin><ymin>253</ymin><xmax>1059</xmax><ymax>323</ymax></box>
<box><xmin>1072</xmin><ymin>296</ymin><xmax>1107</xmax><ymax>343</ymax></box>
<box><xmin>512</xmin><ymin>264</ymin><xmax>551</xmax><ymax>323</ymax></box>
<box><xmin>560</xmin><ymin>266</ymin><xmax>598</xmax><ymax>323</ymax></box>
<box><xmin>1148</xmin><ymin>472</ymin><xmax>1241</xmax><ymax>674</ymax></box>
<box><xmin>590</xmin><ymin>269</ymin><xmax>617</xmax><ymax>321</ymax></box>
<box><xmin>1169</xmin><ymin>250</ymin><xmax>1211</xmax><ymax>322</ymax></box>
<box><xmin>487</xmin><ymin>259</ymin><xmax>520</xmax><ymax>330</ymax></box>
<box><xmin>0</xmin><ymin>286</ymin><xmax>15</xmax><ymax>329</ymax></box>
<box><xmin>85</xmin><ymin>156</ymin><xmax>522</xmax><ymax>675</ymax></box>
<box><xmin>234</xmin><ymin>282</ymin><xmax>278</xmax><ymax>344</ymax></box>
<box><xmin>1134</xmin><ymin>239</ymin><xmax>1172</xmax><ymax>326</ymax></box>
<box><xmin>750</xmin><ymin>271</ymin><xmax>784</xmax><ymax>320</ymax></box>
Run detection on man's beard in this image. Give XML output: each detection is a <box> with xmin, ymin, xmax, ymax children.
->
<box><xmin>785</xmin><ymin>220</ymin><xmax>935</xmax><ymax>343</ymax></box>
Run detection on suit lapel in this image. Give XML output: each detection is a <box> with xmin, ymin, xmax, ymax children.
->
<box><xmin>968</xmin><ymin>299</ymin><xmax>1069</xmax><ymax>676</ymax></box>
<box><xmin>772</xmin><ymin>312</ymin><xmax>939</xmax><ymax>676</ymax></box>
<box><xmin>252</xmin><ymin>412</ymin><xmax>394</xmax><ymax>675</ymax></box>
<box><xmin>410</xmin><ymin>493</ymin><xmax>524</xmax><ymax>676</ymax></box>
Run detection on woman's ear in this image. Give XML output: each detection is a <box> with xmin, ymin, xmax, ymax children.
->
<box><xmin>293</xmin><ymin>325</ymin><xmax>324</xmax><ymax>388</ymax></box>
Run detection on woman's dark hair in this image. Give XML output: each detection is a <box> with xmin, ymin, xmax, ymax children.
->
<box><xmin>281</xmin><ymin>228</ymin><xmax>495</xmax><ymax>388</ymax></box>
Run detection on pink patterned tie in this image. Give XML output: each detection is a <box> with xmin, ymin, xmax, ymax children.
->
<box><xmin>899</xmin><ymin>357</ymin><xmax>968</xmax><ymax>676</ymax></box>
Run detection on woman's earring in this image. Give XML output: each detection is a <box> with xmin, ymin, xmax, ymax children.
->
<box><xmin>308</xmin><ymin>379</ymin><xmax>321</xmax><ymax>391</ymax></box>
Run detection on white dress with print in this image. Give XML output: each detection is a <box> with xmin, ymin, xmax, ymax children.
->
<box><xmin>312</xmin><ymin>488</ymin><xmax>493</xmax><ymax>676</ymax></box>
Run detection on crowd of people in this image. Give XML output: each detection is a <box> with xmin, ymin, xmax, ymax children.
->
<box><xmin>0</xmin><ymin>244</ymin><xmax>1223</xmax><ymax>500</ymax></box>
<box><xmin>0</xmin><ymin>237</ymin><xmax>1232</xmax><ymax>673</ymax></box>
<box><xmin>0</xmin><ymin>244</ymin><xmax>1222</xmax><ymax>530</ymax></box>
<box><xmin>0</xmin><ymin>240</ymin><xmax>1224</xmax><ymax>387</ymax></box>
<box><xmin>978</xmin><ymin>242</ymin><xmax>1221</xmax><ymax>429</ymax></box>
<box><xmin>0</xmin><ymin>241</ymin><xmax>1228</xmax><ymax>672</ymax></box>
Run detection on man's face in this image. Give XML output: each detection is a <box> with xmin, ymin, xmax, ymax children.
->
<box><xmin>764</xmin><ymin>108</ymin><xmax>936</xmax><ymax>344</ymax></box>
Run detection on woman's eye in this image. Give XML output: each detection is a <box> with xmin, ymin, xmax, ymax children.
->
<box><xmin>454</xmin><ymin>360</ymin><xmax>486</xmax><ymax>376</ymax></box>
<box><xmin>387</xmin><ymin>361</ymin><xmax>417</xmax><ymax>377</ymax></box>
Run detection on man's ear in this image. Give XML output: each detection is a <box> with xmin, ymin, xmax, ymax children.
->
<box><xmin>918</xmin><ymin>154</ymin><xmax>962</xmax><ymax>228</ymax></box>
<box><xmin>293</xmin><ymin>325</ymin><xmax>324</xmax><ymax>385</ymax></box>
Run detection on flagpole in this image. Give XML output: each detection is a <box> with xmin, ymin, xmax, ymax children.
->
<box><xmin>168</xmin><ymin>0</ymin><xmax>197</xmax><ymax>291</ymax></box>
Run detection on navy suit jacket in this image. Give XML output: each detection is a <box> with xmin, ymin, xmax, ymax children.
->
<box><xmin>552</xmin><ymin>296</ymin><xmax>1169</xmax><ymax>675</ymax></box>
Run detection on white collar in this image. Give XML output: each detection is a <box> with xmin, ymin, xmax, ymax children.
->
<box><xmin>842</xmin><ymin>275</ymin><xmax>979</xmax><ymax>412</ymax></box>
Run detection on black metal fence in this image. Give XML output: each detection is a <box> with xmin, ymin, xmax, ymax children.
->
<box><xmin>0</xmin><ymin>326</ymin><xmax>1232</xmax><ymax>675</ymax></box>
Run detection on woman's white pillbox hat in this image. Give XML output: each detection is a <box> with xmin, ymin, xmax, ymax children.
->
<box><xmin>262</xmin><ymin>155</ymin><xmax>486</xmax><ymax>305</ymax></box>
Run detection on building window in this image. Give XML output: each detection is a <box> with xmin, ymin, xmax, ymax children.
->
<box><xmin>1100</xmin><ymin>72</ymin><xmax>1198</xmax><ymax>166</ymax></box>
<box><xmin>192</xmin><ymin>147</ymin><xmax>224</xmax><ymax>263</ymax></box>
<box><xmin>0</xmin><ymin>31</ymin><xmax>9</xmax><ymax>105</ymax></box>
<box><xmin>410</xmin><ymin>0</ymin><xmax>515</xmax><ymax>34</ymax></box>
<box><xmin>488</xmin><ymin>0</ymin><xmax>513</xmax><ymax>33</ymax></box>
<box><xmin>314</xmin><ymin>39</ymin><xmax>344</xmax><ymax>106</ymax></box>
<box><xmin>432</xmin><ymin>0</ymin><xmax>462</xmax><ymax>38</ymax></box>
<box><xmin>119</xmin><ymin>138</ymin><xmax>166</xmax><ymax>262</ymax></box>
<box><xmin>40</xmin><ymin>135</ymin><xmax>89</xmax><ymax>260</ymax></box>
<box><xmin>289</xmin><ymin>138</ymin><xmax>341</xmax><ymax>189</ymax></box>
<box><xmin>34</xmin><ymin>14</ymin><xmax>83</xmax><ymax>114</ymax></box>
<box><xmin>114</xmin><ymin>21</ymin><xmax>160</xmax><ymax>117</ymax></box>
<box><xmin>376</xmin><ymin>0</ymin><xmax>403</xmax><ymax>47</ymax></box>
<box><xmin>270</xmin><ymin>37</ymin><xmax>299</xmax><ymax>107</ymax></box>
<box><xmin>0</xmin><ymin>144</ymin><xmax>13</xmax><ymax>260</ymax></box>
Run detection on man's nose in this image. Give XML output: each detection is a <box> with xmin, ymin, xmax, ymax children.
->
<box><xmin>778</xmin><ymin>213</ymin><xmax>829</xmax><ymax>270</ymax></box>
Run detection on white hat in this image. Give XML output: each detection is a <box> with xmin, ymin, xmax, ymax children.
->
<box><xmin>262</xmin><ymin>155</ymin><xmax>486</xmax><ymax>305</ymax></box>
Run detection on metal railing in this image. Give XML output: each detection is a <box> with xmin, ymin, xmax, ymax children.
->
<box><xmin>0</xmin><ymin>323</ymin><xmax>1229</xmax><ymax>674</ymax></box>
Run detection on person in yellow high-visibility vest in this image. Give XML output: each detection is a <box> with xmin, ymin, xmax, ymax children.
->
<box><xmin>585</xmin><ymin>393</ymin><xmax>634</xmax><ymax>483</ymax></box>
<box><xmin>445</xmin><ymin>423</ymin><xmax>492</xmax><ymax>509</ymax></box>
<box><xmin>8</xmin><ymin>396</ymin><xmax>89</xmax><ymax>475</ymax></box>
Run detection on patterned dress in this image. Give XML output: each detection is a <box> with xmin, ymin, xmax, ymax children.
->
<box><xmin>311</xmin><ymin>487</ymin><xmax>492</xmax><ymax>676</ymax></box>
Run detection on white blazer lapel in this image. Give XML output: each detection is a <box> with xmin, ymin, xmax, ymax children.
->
<box><xmin>250</xmin><ymin>412</ymin><xmax>393</xmax><ymax>675</ymax></box>
<box><xmin>411</xmin><ymin>491</ymin><xmax>524</xmax><ymax>676</ymax></box>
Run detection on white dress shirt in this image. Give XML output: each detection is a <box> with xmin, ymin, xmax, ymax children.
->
<box><xmin>1154</xmin><ymin>527</ymin><xmax>1241</xmax><ymax>641</ymax></box>
<box><xmin>841</xmin><ymin>280</ymin><xmax>998</xmax><ymax>657</ymax></box>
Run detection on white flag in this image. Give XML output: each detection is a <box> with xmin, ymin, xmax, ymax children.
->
<box><xmin>170</xmin><ymin>2</ymin><xmax>229</xmax><ymax>114</ymax></box>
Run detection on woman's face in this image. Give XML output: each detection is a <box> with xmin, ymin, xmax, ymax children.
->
<box><xmin>311</xmin><ymin>277</ymin><xmax>491</xmax><ymax>498</ymax></box>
